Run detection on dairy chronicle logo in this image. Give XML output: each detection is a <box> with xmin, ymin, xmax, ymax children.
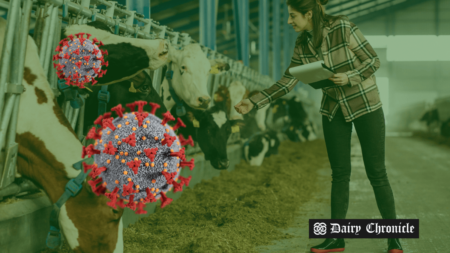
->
<box><xmin>313</xmin><ymin>222</ymin><xmax>327</xmax><ymax>235</ymax></box>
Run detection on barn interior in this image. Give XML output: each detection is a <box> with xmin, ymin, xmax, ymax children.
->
<box><xmin>0</xmin><ymin>0</ymin><xmax>449</xmax><ymax>253</ymax></box>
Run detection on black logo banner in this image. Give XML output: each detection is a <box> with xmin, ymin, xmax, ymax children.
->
<box><xmin>309</xmin><ymin>219</ymin><xmax>419</xmax><ymax>238</ymax></box>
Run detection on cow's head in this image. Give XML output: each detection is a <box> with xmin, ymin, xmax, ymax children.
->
<box><xmin>168</xmin><ymin>43</ymin><xmax>230</xmax><ymax>110</ymax></box>
<box><xmin>184</xmin><ymin>106</ymin><xmax>237</xmax><ymax>170</ymax></box>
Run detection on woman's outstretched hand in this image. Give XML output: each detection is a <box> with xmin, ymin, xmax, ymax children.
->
<box><xmin>234</xmin><ymin>98</ymin><xmax>254</xmax><ymax>115</ymax></box>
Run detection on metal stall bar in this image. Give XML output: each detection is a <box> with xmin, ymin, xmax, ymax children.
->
<box><xmin>259</xmin><ymin>0</ymin><xmax>269</xmax><ymax>75</ymax></box>
<box><xmin>0</xmin><ymin>0</ymin><xmax>33</xmax><ymax>189</ymax></box>
<box><xmin>0</xmin><ymin>0</ymin><xmax>20</xmax><ymax>121</ymax></box>
<box><xmin>40</xmin><ymin>0</ymin><xmax>156</xmax><ymax>40</ymax></box>
<box><xmin>151</xmin><ymin>25</ymin><xmax>166</xmax><ymax>93</ymax></box>
<box><xmin>232</xmin><ymin>0</ymin><xmax>249</xmax><ymax>66</ymax></box>
<box><xmin>272</xmin><ymin>0</ymin><xmax>281</xmax><ymax>81</ymax></box>
<box><xmin>200</xmin><ymin>0</ymin><xmax>217</xmax><ymax>51</ymax></box>
<box><xmin>38</xmin><ymin>4</ymin><xmax>53</xmax><ymax>66</ymax></box>
<box><xmin>48</xmin><ymin>15</ymin><xmax>62</xmax><ymax>96</ymax></box>
<box><xmin>283</xmin><ymin>1</ymin><xmax>291</xmax><ymax>72</ymax></box>
<box><xmin>43</xmin><ymin>5</ymin><xmax>58</xmax><ymax>78</ymax></box>
<box><xmin>126</xmin><ymin>0</ymin><xmax>150</xmax><ymax>35</ymax></box>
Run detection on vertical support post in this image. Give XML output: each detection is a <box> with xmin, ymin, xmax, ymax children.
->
<box><xmin>272</xmin><ymin>0</ymin><xmax>281</xmax><ymax>81</ymax></box>
<box><xmin>283</xmin><ymin>2</ymin><xmax>291</xmax><ymax>72</ymax></box>
<box><xmin>127</xmin><ymin>0</ymin><xmax>151</xmax><ymax>26</ymax></box>
<box><xmin>200</xmin><ymin>0</ymin><xmax>217</xmax><ymax>51</ymax></box>
<box><xmin>151</xmin><ymin>25</ymin><xmax>167</xmax><ymax>93</ymax></box>
<box><xmin>38</xmin><ymin>4</ymin><xmax>52</xmax><ymax>66</ymax></box>
<box><xmin>435</xmin><ymin>0</ymin><xmax>439</xmax><ymax>36</ymax></box>
<box><xmin>232</xmin><ymin>0</ymin><xmax>249</xmax><ymax>66</ymax></box>
<box><xmin>80</xmin><ymin>0</ymin><xmax>90</xmax><ymax>9</ymax></box>
<box><xmin>1</xmin><ymin>0</ymin><xmax>33</xmax><ymax>190</ymax></box>
<box><xmin>0</xmin><ymin>0</ymin><xmax>20</xmax><ymax>121</ymax></box>
<box><xmin>43</xmin><ymin>5</ymin><xmax>58</xmax><ymax>78</ymax></box>
<box><xmin>106</xmin><ymin>1</ymin><xmax>116</xmax><ymax>18</ymax></box>
<box><xmin>259</xmin><ymin>0</ymin><xmax>269</xmax><ymax>75</ymax></box>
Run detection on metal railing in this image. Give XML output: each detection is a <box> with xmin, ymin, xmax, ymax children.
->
<box><xmin>0</xmin><ymin>0</ymin><xmax>33</xmax><ymax>190</ymax></box>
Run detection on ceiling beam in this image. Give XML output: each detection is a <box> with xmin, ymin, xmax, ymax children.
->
<box><xmin>150</xmin><ymin>0</ymin><xmax>196</xmax><ymax>14</ymax></box>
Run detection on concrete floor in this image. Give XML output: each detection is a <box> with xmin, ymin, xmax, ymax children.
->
<box><xmin>256</xmin><ymin>133</ymin><xmax>450</xmax><ymax>253</ymax></box>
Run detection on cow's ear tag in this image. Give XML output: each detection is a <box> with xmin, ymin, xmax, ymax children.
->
<box><xmin>193</xmin><ymin>119</ymin><xmax>200</xmax><ymax>128</ymax></box>
<box><xmin>231</xmin><ymin>125</ymin><xmax>240</xmax><ymax>133</ymax></box>
<box><xmin>272</xmin><ymin>104</ymin><xmax>279</xmax><ymax>114</ymax></box>
<box><xmin>209</xmin><ymin>65</ymin><xmax>220</xmax><ymax>74</ymax></box>
<box><xmin>213</xmin><ymin>93</ymin><xmax>219</xmax><ymax>101</ymax></box>
<box><xmin>129</xmin><ymin>82</ymin><xmax>137</xmax><ymax>93</ymax></box>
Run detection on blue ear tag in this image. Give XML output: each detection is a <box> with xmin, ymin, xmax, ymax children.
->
<box><xmin>176</xmin><ymin>106</ymin><xmax>186</xmax><ymax>116</ymax></box>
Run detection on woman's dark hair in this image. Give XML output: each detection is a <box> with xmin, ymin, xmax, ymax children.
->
<box><xmin>287</xmin><ymin>0</ymin><xmax>349</xmax><ymax>51</ymax></box>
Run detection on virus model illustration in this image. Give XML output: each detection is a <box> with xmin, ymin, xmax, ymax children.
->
<box><xmin>82</xmin><ymin>101</ymin><xmax>196</xmax><ymax>214</ymax></box>
<box><xmin>52</xmin><ymin>32</ymin><xmax>108</xmax><ymax>88</ymax></box>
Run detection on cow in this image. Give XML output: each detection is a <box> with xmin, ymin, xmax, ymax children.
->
<box><xmin>170</xmin><ymin>102</ymin><xmax>239</xmax><ymax>170</ymax></box>
<box><xmin>268</xmin><ymin>96</ymin><xmax>317</xmax><ymax>142</ymax></box>
<box><xmin>159</xmin><ymin>43</ymin><xmax>230</xmax><ymax>112</ymax></box>
<box><xmin>213</xmin><ymin>85</ymin><xmax>281</xmax><ymax>166</ymax></box>
<box><xmin>242</xmin><ymin>130</ymin><xmax>280</xmax><ymax>166</ymax></box>
<box><xmin>0</xmin><ymin>16</ymin><xmax>168</xmax><ymax>252</ymax></box>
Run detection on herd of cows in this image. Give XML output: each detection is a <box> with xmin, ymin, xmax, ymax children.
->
<box><xmin>0</xmin><ymin>18</ymin><xmax>317</xmax><ymax>252</ymax></box>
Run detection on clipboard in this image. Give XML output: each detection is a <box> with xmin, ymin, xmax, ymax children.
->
<box><xmin>289</xmin><ymin>61</ymin><xmax>337</xmax><ymax>89</ymax></box>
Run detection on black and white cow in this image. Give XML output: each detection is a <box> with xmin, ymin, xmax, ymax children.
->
<box><xmin>170</xmin><ymin>102</ymin><xmax>239</xmax><ymax>170</ymax></box>
<box><xmin>242</xmin><ymin>130</ymin><xmax>280</xmax><ymax>166</ymax></box>
<box><xmin>269</xmin><ymin>96</ymin><xmax>316</xmax><ymax>142</ymax></box>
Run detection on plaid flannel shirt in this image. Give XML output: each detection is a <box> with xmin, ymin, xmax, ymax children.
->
<box><xmin>248</xmin><ymin>19</ymin><xmax>382</xmax><ymax>122</ymax></box>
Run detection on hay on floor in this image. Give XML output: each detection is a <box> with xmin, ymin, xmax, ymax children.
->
<box><xmin>39</xmin><ymin>139</ymin><xmax>328</xmax><ymax>253</ymax></box>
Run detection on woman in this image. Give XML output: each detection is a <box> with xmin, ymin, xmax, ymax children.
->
<box><xmin>234</xmin><ymin>0</ymin><xmax>403</xmax><ymax>253</ymax></box>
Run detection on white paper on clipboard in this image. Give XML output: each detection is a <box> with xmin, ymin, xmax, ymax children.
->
<box><xmin>288</xmin><ymin>60</ymin><xmax>335</xmax><ymax>84</ymax></box>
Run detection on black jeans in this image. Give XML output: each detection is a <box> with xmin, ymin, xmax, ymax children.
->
<box><xmin>322</xmin><ymin>107</ymin><xmax>397</xmax><ymax>220</ymax></box>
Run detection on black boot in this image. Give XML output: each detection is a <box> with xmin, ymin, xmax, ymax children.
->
<box><xmin>387</xmin><ymin>238</ymin><xmax>403</xmax><ymax>253</ymax></box>
<box><xmin>310</xmin><ymin>238</ymin><xmax>345</xmax><ymax>253</ymax></box>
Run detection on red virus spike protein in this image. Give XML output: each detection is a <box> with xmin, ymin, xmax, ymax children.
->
<box><xmin>52</xmin><ymin>33</ymin><xmax>108</xmax><ymax>88</ymax></box>
<box><xmin>82</xmin><ymin>101</ymin><xmax>196</xmax><ymax>215</ymax></box>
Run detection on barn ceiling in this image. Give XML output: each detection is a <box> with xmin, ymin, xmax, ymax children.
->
<box><xmin>149</xmin><ymin>0</ymin><xmax>430</xmax><ymax>59</ymax></box>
